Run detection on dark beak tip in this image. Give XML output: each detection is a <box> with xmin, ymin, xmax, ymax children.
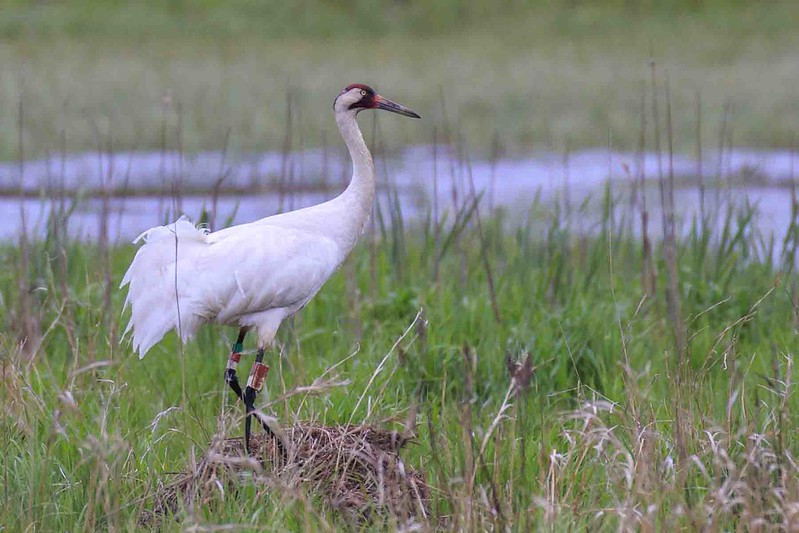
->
<box><xmin>375</xmin><ymin>96</ymin><xmax>421</xmax><ymax>119</ymax></box>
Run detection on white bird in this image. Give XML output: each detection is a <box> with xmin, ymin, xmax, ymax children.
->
<box><xmin>121</xmin><ymin>84</ymin><xmax>420</xmax><ymax>452</ymax></box>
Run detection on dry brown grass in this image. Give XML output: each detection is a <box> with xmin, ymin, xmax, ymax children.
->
<box><xmin>141</xmin><ymin>423</ymin><xmax>430</xmax><ymax>528</ymax></box>
<box><xmin>542</xmin><ymin>389</ymin><xmax>799</xmax><ymax>531</ymax></box>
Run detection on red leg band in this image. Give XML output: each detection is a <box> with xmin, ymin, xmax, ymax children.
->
<box><xmin>226</xmin><ymin>351</ymin><xmax>241</xmax><ymax>370</ymax></box>
<box><xmin>246</xmin><ymin>362</ymin><xmax>270</xmax><ymax>391</ymax></box>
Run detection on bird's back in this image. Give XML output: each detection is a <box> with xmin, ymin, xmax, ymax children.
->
<box><xmin>121</xmin><ymin>213</ymin><xmax>344</xmax><ymax>356</ymax></box>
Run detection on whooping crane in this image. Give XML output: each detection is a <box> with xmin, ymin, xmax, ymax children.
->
<box><xmin>121</xmin><ymin>84</ymin><xmax>420</xmax><ymax>452</ymax></box>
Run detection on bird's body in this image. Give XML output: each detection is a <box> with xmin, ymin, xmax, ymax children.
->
<box><xmin>122</xmin><ymin>181</ymin><xmax>369</xmax><ymax>355</ymax></box>
<box><xmin>122</xmin><ymin>85</ymin><xmax>418</xmax><ymax>357</ymax></box>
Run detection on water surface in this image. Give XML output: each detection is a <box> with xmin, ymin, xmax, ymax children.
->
<box><xmin>2</xmin><ymin>147</ymin><xmax>795</xmax><ymax>244</ymax></box>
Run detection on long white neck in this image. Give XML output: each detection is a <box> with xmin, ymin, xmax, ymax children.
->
<box><xmin>334</xmin><ymin>111</ymin><xmax>375</xmax><ymax>244</ymax></box>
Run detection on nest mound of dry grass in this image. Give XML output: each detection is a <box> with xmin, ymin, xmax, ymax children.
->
<box><xmin>141</xmin><ymin>423</ymin><xmax>430</xmax><ymax>527</ymax></box>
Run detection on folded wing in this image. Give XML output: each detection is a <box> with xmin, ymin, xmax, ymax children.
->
<box><xmin>121</xmin><ymin>216</ymin><xmax>342</xmax><ymax>357</ymax></box>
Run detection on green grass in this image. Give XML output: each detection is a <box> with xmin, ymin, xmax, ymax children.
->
<box><xmin>2</xmin><ymin>186</ymin><xmax>799</xmax><ymax>529</ymax></box>
<box><xmin>2</xmin><ymin>1</ymin><xmax>799</xmax><ymax>529</ymax></box>
<box><xmin>1</xmin><ymin>1</ymin><xmax>799</xmax><ymax>159</ymax></box>
<box><xmin>0</xmin><ymin>0</ymin><xmax>773</xmax><ymax>40</ymax></box>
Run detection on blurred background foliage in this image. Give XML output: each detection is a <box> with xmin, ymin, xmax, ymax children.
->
<box><xmin>1</xmin><ymin>0</ymin><xmax>788</xmax><ymax>39</ymax></box>
<box><xmin>0</xmin><ymin>0</ymin><xmax>797</xmax><ymax>158</ymax></box>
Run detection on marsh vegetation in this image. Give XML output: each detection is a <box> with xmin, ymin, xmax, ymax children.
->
<box><xmin>2</xmin><ymin>1</ymin><xmax>799</xmax><ymax>530</ymax></box>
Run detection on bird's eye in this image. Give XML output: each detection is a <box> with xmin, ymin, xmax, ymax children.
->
<box><xmin>360</xmin><ymin>90</ymin><xmax>367</xmax><ymax>96</ymax></box>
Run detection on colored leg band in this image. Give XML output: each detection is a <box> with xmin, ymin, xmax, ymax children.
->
<box><xmin>226</xmin><ymin>350</ymin><xmax>241</xmax><ymax>370</ymax></box>
<box><xmin>246</xmin><ymin>362</ymin><xmax>270</xmax><ymax>392</ymax></box>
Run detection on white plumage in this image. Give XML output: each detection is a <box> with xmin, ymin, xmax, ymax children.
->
<box><xmin>121</xmin><ymin>84</ymin><xmax>419</xmax><ymax>357</ymax></box>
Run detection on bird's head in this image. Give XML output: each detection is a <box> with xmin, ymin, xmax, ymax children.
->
<box><xmin>333</xmin><ymin>84</ymin><xmax>420</xmax><ymax>119</ymax></box>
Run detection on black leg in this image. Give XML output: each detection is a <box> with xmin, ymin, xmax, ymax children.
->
<box><xmin>243</xmin><ymin>348</ymin><xmax>269</xmax><ymax>453</ymax></box>
<box><xmin>243</xmin><ymin>348</ymin><xmax>287</xmax><ymax>461</ymax></box>
<box><xmin>224</xmin><ymin>328</ymin><xmax>248</xmax><ymax>401</ymax></box>
<box><xmin>223</xmin><ymin>331</ymin><xmax>286</xmax><ymax>461</ymax></box>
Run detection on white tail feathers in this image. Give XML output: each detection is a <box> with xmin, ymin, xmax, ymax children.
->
<box><xmin>120</xmin><ymin>216</ymin><xmax>210</xmax><ymax>357</ymax></box>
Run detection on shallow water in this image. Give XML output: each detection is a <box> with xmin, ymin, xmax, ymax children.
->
<box><xmin>1</xmin><ymin>147</ymin><xmax>796</xmax><ymax>244</ymax></box>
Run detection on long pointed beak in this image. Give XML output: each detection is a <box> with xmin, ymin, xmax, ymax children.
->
<box><xmin>374</xmin><ymin>95</ymin><xmax>421</xmax><ymax>119</ymax></box>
